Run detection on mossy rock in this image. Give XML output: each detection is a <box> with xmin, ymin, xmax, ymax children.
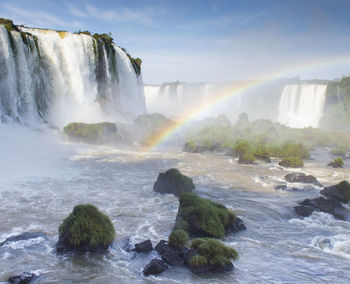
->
<box><xmin>153</xmin><ymin>168</ymin><xmax>195</xmax><ymax>197</ymax></box>
<box><xmin>57</xmin><ymin>204</ymin><xmax>115</xmax><ymax>253</ymax></box>
<box><xmin>168</xmin><ymin>229</ymin><xmax>189</xmax><ymax>250</ymax></box>
<box><xmin>321</xmin><ymin>180</ymin><xmax>350</xmax><ymax>203</ymax></box>
<box><xmin>174</xmin><ymin>192</ymin><xmax>245</xmax><ymax>238</ymax></box>
<box><xmin>0</xmin><ymin>18</ymin><xmax>19</xmax><ymax>32</ymax></box>
<box><xmin>279</xmin><ymin>156</ymin><xmax>303</xmax><ymax>168</ymax></box>
<box><xmin>239</xmin><ymin>152</ymin><xmax>256</xmax><ymax>164</ymax></box>
<box><xmin>64</xmin><ymin>122</ymin><xmax>120</xmax><ymax>144</ymax></box>
<box><xmin>187</xmin><ymin>238</ymin><xmax>238</xmax><ymax>273</ymax></box>
<box><xmin>328</xmin><ymin>157</ymin><xmax>344</xmax><ymax>168</ymax></box>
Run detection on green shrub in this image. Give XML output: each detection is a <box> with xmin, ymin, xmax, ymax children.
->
<box><xmin>239</xmin><ymin>152</ymin><xmax>255</xmax><ymax>164</ymax></box>
<box><xmin>279</xmin><ymin>156</ymin><xmax>304</xmax><ymax>168</ymax></box>
<box><xmin>58</xmin><ymin>204</ymin><xmax>115</xmax><ymax>252</ymax></box>
<box><xmin>233</xmin><ymin>139</ymin><xmax>254</xmax><ymax>157</ymax></box>
<box><xmin>176</xmin><ymin>192</ymin><xmax>236</xmax><ymax>238</ymax></box>
<box><xmin>328</xmin><ymin>157</ymin><xmax>344</xmax><ymax>168</ymax></box>
<box><xmin>189</xmin><ymin>238</ymin><xmax>238</xmax><ymax>268</ymax></box>
<box><xmin>331</xmin><ymin>147</ymin><xmax>347</xmax><ymax>156</ymax></box>
<box><xmin>168</xmin><ymin>229</ymin><xmax>189</xmax><ymax>249</ymax></box>
<box><xmin>183</xmin><ymin>141</ymin><xmax>197</xmax><ymax>152</ymax></box>
<box><xmin>280</xmin><ymin>142</ymin><xmax>310</xmax><ymax>159</ymax></box>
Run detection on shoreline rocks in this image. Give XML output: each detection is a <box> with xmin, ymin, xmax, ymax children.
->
<box><xmin>7</xmin><ymin>271</ymin><xmax>39</xmax><ymax>284</ymax></box>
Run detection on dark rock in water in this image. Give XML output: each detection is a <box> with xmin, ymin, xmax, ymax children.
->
<box><xmin>155</xmin><ymin>240</ymin><xmax>184</xmax><ymax>266</ymax></box>
<box><xmin>321</xmin><ymin>181</ymin><xmax>350</xmax><ymax>203</ymax></box>
<box><xmin>174</xmin><ymin>192</ymin><xmax>246</xmax><ymax>238</ymax></box>
<box><xmin>134</xmin><ymin>239</ymin><xmax>152</xmax><ymax>252</ymax></box>
<box><xmin>0</xmin><ymin>232</ymin><xmax>47</xmax><ymax>247</ymax></box>
<box><xmin>7</xmin><ymin>272</ymin><xmax>38</xmax><ymax>284</ymax></box>
<box><xmin>275</xmin><ymin>184</ymin><xmax>287</xmax><ymax>190</ymax></box>
<box><xmin>153</xmin><ymin>168</ymin><xmax>195</xmax><ymax>197</ymax></box>
<box><xmin>294</xmin><ymin>205</ymin><xmax>315</xmax><ymax>217</ymax></box>
<box><xmin>56</xmin><ymin>204</ymin><xmax>115</xmax><ymax>254</ymax></box>
<box><xmin>285</xmin><ymin>172</ymin><xmax>321</xmax><ymax>186</ymax></box>
<box><xmin>143</xmin><ymin>258</ymin><xmax>168</xmax><ymax>276</ymax></box>
<box><xmin>188</xmin><ymin>262</ymin><xmax>234</xmax><ymax>274</ymax></box>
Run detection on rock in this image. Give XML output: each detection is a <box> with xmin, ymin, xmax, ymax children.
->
<box><xmin>56</xmin><ymin>204</ymin><xmax>115</xmax><ymax>254</ymax></box>
<box><xmin>7</xmin><ymin>272</ymin><xmax>38</xmax><ymax>284</ymax></box>
<box><xmin>143</xmin><ymin>258</ymin><xmax>168</xmax><ymax>276</ymax></box>
<box><xmin>174</xmin><ymin>192</ymin><xmax>245</xmax><ymax>238</ymax></box>
<box><xmin>321</xmin><ymin>181</ymin><xmax>350</xmax><ymax>203</ymax></box>
<box><xmin>0</xmin><ymin>232</ymin><xmax>47</xmax><ymax>247</ymax></box>
<box><xmin>275</xmin><ymin>184</ymin><xmax>287</xmax><ymax>190</ymax></box>
<box><xmin>294</xmin><ymin>205</ymin><xmax>315</xmax><ymax>217</ymax></box>
<box><xmin>155</xmin><ymin>240</ymin><xmax>184</xmax><ymax>266</ymax></box>
<box><xmin>153</xmin><ymin>168</ymin><xmax>195</xmax><ymax>197</ymax></box>
<box><xmin>63</xmin><ymin>122</ymin><xmax>120</xmax><ymax>144</ymax></box>
<box><xmin>284</xmin><ymin>172</ymin><xmax>321</xmax><ymax>186</ymax></box>
<box><xmin>134</xmin><ymin>240</ymin><xmax>152</xmax><ymax>252</ymax></box>
<box><xmin>186</xmin><ymin>238</ymin><xmax>237</xmax><ymax>273</ymax></box>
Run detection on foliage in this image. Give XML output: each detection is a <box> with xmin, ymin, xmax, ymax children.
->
<box><xmin>176</xmin><ymin>192</ymin><xmax>236</xmax><ymax>238</ymax></box>
<box><xmin>329</xmin><ymin>157</ymin><xmax>344</xmax><ymax>168</ymax></box>
<box><xmin>336</xmin><ymin>180</ymin><xmax>350</xmax><ymax>200</ymax></box>
<box><xmin>157</xmin><ymin>168</ymin><xmax>195</xmax><ymax>196</ymax></box>
<box><xmin>168</xmin><ymin>229</ymin><xmax>189</xmax><ymax>249</ymax></box>
<box><xmin>58</xmin><ymin>204</ymin><xmax>115</xmax><ymax>250</ymax></box>
<box><xmin>279</xmin><ymin>156</ymin><xmax>304</xmax><ymax>168</ymax></box>
<box><xmin>0</xmin><ymin>18</ymin><xmax>19</xmax><ymax>32</ymax></box>
<box><xmin>188</xmin><ymin>238</ymin><xmax>238</xmax><ymax>268</ymax></box>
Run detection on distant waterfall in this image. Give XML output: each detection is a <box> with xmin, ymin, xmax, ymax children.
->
<box><xmin>277</xmin><ymin>84</ymin><xmax>327</xmax><ymax>128</ymax></box>
<box><xmin>0</xmin><ymin>25</ymin><xmax>145</xmax><ymax>127</ymax></box>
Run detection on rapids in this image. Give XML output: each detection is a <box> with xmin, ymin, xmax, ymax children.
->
<box><xmin>0</xmin><ymin>127</ymin><xmax>350</xmax><ymax>283</ymax></box>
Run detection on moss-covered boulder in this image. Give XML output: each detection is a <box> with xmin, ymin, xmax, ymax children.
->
<box><xmin>187</xmin><ymin>238</ymin><xmax>238</xmax><ymax>273</ymax></box>
<box><xmin>174</xmin><ymin>192</ymin><xmax>246</xmax><ymax>238</ymax></box>
<box><xmin>328</xmin><ymin>157</ymin><xmax>344</xmax><ymax>168</ymax></box>
<box><xmin>321</xmin><ymin>180</ymin><xmax>350</xmax><ymax>203</ymax></box>
<box><xmin>56</xmin><ymin>204</ymin><xmax>115</xmax><ymax>253</ymax></box>
<box><xmin>279</xmin><ymin>156</ymin><xmax>303</xmax><ymax>168</ymax></box>
<box><xmin>63</xmin><ymin>122</ymin><xmax>120</xmax><ymax>144</ymax></box>
<box><xmin>168</xmin><ymin>229</ymin><xmax>189</xmax><ymax>250</ymax></box>
<box><xmin>153</xmin><ymin>168</ymin><xmax>195</xmax><ymax>197</ymax></box>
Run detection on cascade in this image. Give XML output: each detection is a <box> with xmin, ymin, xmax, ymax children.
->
<box><xmin>0</xmin><ymin>24</ymin><xmax>145</xmax><ymax>127</ymax></box>
<box><xmin>277</xmin><ymin>84</ymin><xmax>327</xmax><ymax>128</ymax></box>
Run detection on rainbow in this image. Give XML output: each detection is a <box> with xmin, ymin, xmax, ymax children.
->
<box><xmin>146</xmin><ymin>55</ymin><xmax>350</xmax><ymax>151</ymax></box>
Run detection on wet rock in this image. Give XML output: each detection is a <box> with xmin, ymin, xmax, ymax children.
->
<box><xmin>284</xmin><ymin>172</ymin><xmax>321</xmax><ymax>186</ymax></box>
<box><xmin>134</xmin><ymin>240</ymin><xmax>152</xmax><ymax>252</ymax></box>
<box><xmin>153</xmin><ymin>168</ymin><xmax>195</xmax><ymax>197</ymax></box>
<box><xmin>294</xmin><ymin>205</ymin><xmax>315</xmax><ymax>217</ymax></box>
<box><xmin>188</xmin><ymin>262</ymin><xmax>234</xmax><ymax>274</ymax></box>
<box><xmin>226</xmin><ymin>217</ymin><xmax>247</xmax><ymax>233</ymax></box>
<box><xmin>275</xmin><ymin>184</ymin><xmax>287</xmax><ymax>190</ymax></box>
<box><xmin>321</xmin><ymin>181</ymin><xmax>350</xmax><ymax>203</ymax></box>
<box><xmin>143</xmin><ymin>258</ymin><xmax>168</xmax><ymax>276</ymax></box>
<box><xmin>0</xmin><ymin>232</ymin><xmax>47</xmax><ymax>247</ymax></box>
<box><xmin>7</xmin><ymin>271</ymin><xmax>38</xmax><ymax>284</ymax></box>
<box><xmin>155</xmin><ymin>240</ymin><xmax>184</xmax><ymax>266</ymax></box>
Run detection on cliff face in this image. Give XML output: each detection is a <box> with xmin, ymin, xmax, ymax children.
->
<box><xmin>0</xmin><ymin>19</ymin><xmax>145</xmax><ymax>127</ymax></box>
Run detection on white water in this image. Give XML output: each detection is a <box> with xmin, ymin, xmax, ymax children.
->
<box><xmin>277</xmin><ymin>84</ymin><xmax>327</xmax><ymax>128</ymax></box>
<box><xmin>0</xmin><ymin>26</ymin><xmax>145</xmax><ymax>127</ymax></box>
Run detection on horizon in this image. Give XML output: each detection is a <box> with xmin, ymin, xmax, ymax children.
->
<box><xmin>2</xmin><ymin>0</ymin><xmax>350</xmax><ymax>84</ymax></box>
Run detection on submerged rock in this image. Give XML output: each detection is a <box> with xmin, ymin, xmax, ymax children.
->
<box><xmin>174</xmin><ymin>192</ymin><xmax>246</xmax><ymax>238</ymax></box>
<box><xmin>7</xmin><ymin>271</ymin><xmax>39</xmax><ymax>284</ymax></box>
<box><xmin>63</xmin><ymin>122</ymin><xmax>120</xmax><ymax>144</ymax></box>
<box><xmin>134</xmin><ymin>240</ymin><xmax>152</xmax><ymax>252</ymax></box>
<box><xmin>153</xmin><ymin>168</ymin><xmax>195</xmax><ymax>197</ymax></box>
<box><xmin>56</xmin><ymin>204</ymin><xmax>115</xmax><ymax>254</ymax></box>
<box><xmin>321</xmin><ymin>181</ymin><xmax>350</xmax><ymax>203</ymax></box>
<box><xmin>0</xmin><ymin>232</ymin><xmax>47</xmax><ymax>247</ymax></box>
<box><xmin>284</xmin><ymin>172</ymin><xmax>321</xmax><ymax>186</ymax></box>
<box><xmin>143</xmin><ymin>258</ymin><xmax>168</xmax><ymax>276</ymax></box>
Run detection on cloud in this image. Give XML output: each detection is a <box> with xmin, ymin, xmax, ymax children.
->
<box><xmin>66</xmin><ymin>3</ymin><xmax>88</xmax><ymax>18</ymax></box>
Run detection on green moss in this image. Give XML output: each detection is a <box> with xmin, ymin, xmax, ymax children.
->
<box><xmin>189</xmin><ymin>238</ymin><xmax>238</xmax><ymax>268</ymax></box>
<box><xmin>176</xmin><ymin>192</ymin><xmax>236</xmax><ymax>238</ymax></box>
<box><xmin>168</xmin><ymin>229</ymin><xmax>189</xmax><ymax>249</ymax></box>
<box><xmin>254</xmin><ymin>145</ymin><xmax>271</xmax><ymax>162</ymax></box>
<box><xmin>64</xmin><ymin>122</ymin><xmax>118</xmax><ymax>144</ymax></box>
<box><xmin>160</xmin><ymin>168</ymin><xmax>195</xmax><ymax>195</ymax></box>
<box><xmin>336</xmin><ymin>181</ymin><xmax>350</xmax><ymax>200</ymax></box>
<box><xmin>279</xmin><ymin>156</ymin><xmax>304</xmax><ymax>168</ymax></box>
<box><xmin>58</xmin><ymin>204</ymin><xmax>115</xmax><ymax>250</ymax></box>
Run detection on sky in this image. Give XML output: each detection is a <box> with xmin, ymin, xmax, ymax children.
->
<box><xmin>2</xmin><ymin>0</ymin><xmax>350</xmax><ymax>84</ymax></box>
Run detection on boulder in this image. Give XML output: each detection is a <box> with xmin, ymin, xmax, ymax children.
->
<box><xmin>321</xmin><ymin>181</ymin><xmax>350</xmax><ymax>203</ymax></box>
<box><xmin>155</xmin><ymin>240</ymin><xmax>184</xmax><ymax>266</ymax></box>
<box><xmin>7</xmin><ymin>272</ymin><xmax>38</xmax><ymax>284</ymax></box>
<box><xmin>143</xmin><ymin>258</ymin><xmax>168</xmax><ymax>276</ymax></box>
<box><xmin>284</xmin><ymin>172</ymin><xmax>321</xmax><ymax>186</ymax></box>
<box><xmin>174</xmin><ymin>192</ymin><xmax>246</xmax><ymax>238</ymax></box>
<box><xmin>0</xmin><ymin>232</ymin><xmax>46</xmax><ymax>247</ymax></box>
<box><xmin>56</xmin><ymin>204</ymin><xmax>115</xmax><ymax>254</ymax></box>
<box><xmin>153</xmin><ymin>168</ymin><xmax>195</xmax><ymax>197</ymax></box>
<box><xmin>186</xmin><ymin>238</ymin><xmax>237</xmax><ymax>273</ymax></box>
<box><xmin>134</xmin><ymin>240</ymin><xmax>152</xmax><ymax>252</ymax></box>
<box><xmin>63</xmin><ymin>122</ymin><xmax>120</xmax><ymax>144</ymax></box>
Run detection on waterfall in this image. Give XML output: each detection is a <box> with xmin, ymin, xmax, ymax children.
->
<box><xmin>0</xmin><ymin>25</ymin><xmax>145</xmax><ymax>127</ymax></box>
<box><xmin>277</xmin><ymin>84</ymin><xmax>327</xmax><ymax>128</ymax></box>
